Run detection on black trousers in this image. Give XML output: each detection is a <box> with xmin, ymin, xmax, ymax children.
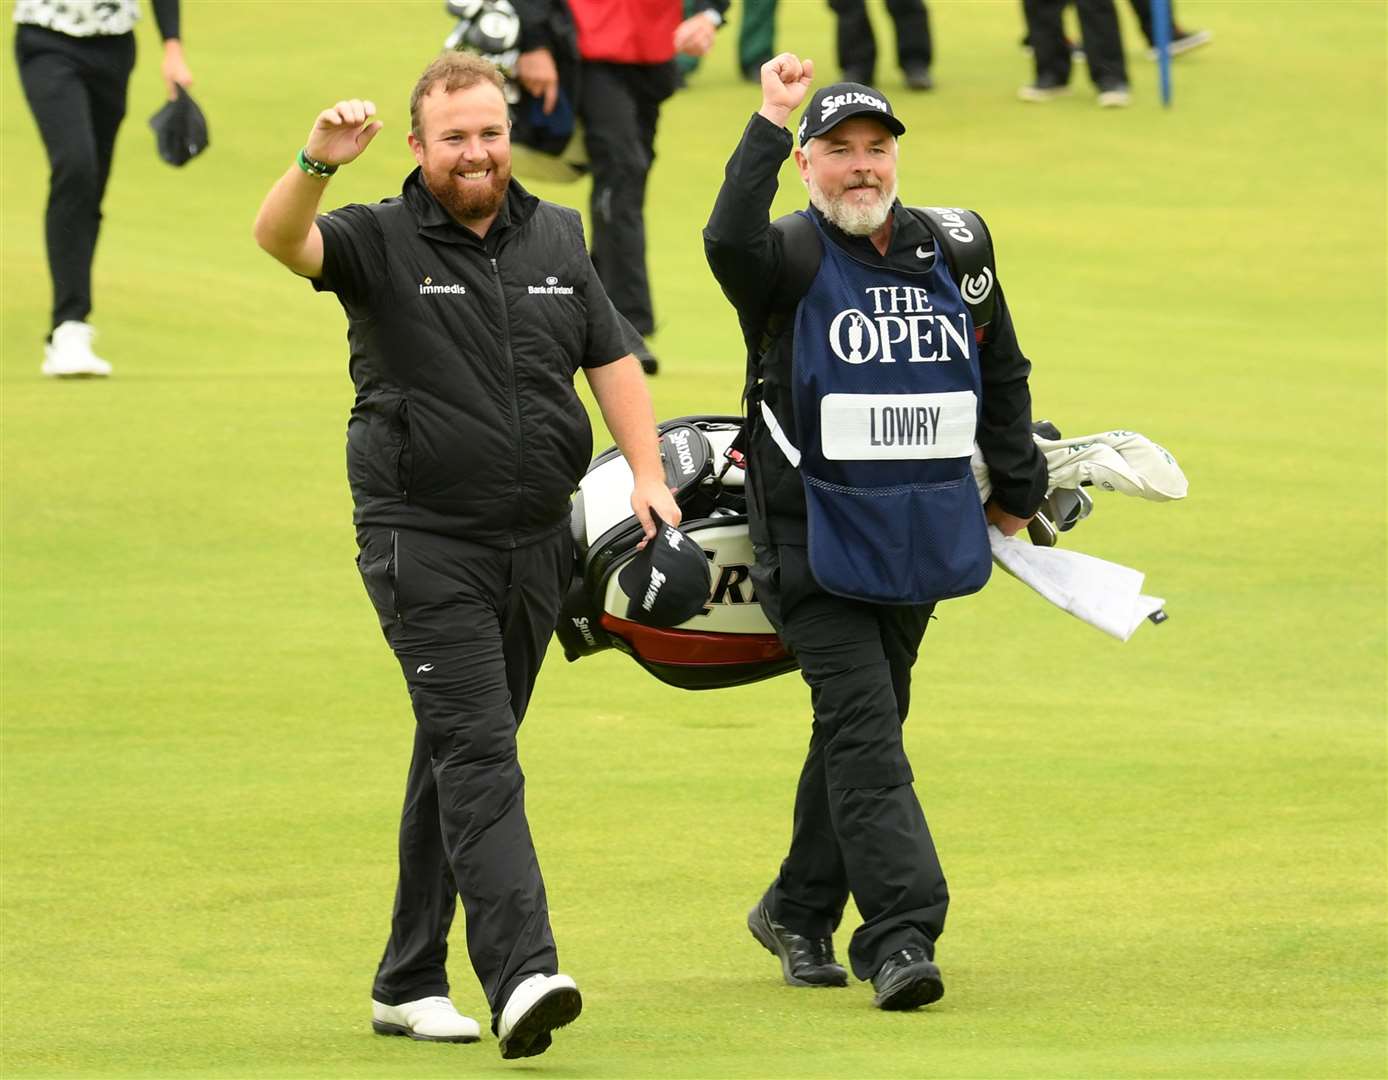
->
<box><xmin>356</xmin><ymin>524</ymin><xmax>572</xmax><ymax>1028</ymax></box>
<box><xmin>829</xmin><ymin>0</ymin><xmax>933</xmax><ymax>81</ymax></box>
<box><xmin>1022</xmin><ymin>0</ymin><xmax>1129</xmax><ymax>89</ymax></box>
<box><xmin>577</xmin><ymin>61</ymin><xmax>676</xmax><ymax>339</ymax></box>
<box><xmin>15</xmin><ymin>24</ymin><xmax>135</xmax><ymax>332</ymax></box>
<box><xmin>751</xmin><ymin>543</ymin><xmax>948</xmax><ymax>980</ymax></box>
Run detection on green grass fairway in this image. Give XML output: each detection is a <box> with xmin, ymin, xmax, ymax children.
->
<box><xmin>3</xmin><ymin>2</ymin><xmax>1384</xmax><ymax>1076</ymax></box>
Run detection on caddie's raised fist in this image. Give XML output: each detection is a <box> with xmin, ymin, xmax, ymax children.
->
<box><xmin>760</xmin><ymin>53</ymin><xmax>814</xmax><ymax>115</ymax></box>
<box><xmin>306</xmin><ymin>100</ymin><xmax>384</xmax><ymax>167</ymax></box>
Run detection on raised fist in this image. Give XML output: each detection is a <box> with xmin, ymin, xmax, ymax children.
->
<box><xmin>760</xmin><ymin>53</ymin><xmax>815</xmax><ymax>116</ymax></box>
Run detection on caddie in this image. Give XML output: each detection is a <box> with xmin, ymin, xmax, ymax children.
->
<box><xmin>703</xmin><ymin>54</ymin><xmax>1049</xmax><ymax>1009</ymax></box>
<box><xmin>253</xmin><ymin>52</ymin><xmax>677</xmax><ymax>1058</ymax></box>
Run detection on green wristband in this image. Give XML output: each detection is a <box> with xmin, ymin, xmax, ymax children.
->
<box><xmin>296</xmin><ymin>148</ymin><xmax>338</xmax><ymax>178</ymax></box>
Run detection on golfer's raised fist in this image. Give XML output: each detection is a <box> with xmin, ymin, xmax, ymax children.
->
<box><xmin>760</xmin><ymin>53</ymin><xmax>814</xmax><ymax>115</ymax></box>
<box><xmin>306</xmin><ymin>100</ymin><xmax>383</xmax><ymax>166</ymax></box>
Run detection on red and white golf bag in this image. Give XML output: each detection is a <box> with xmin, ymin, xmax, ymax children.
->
<box><xmin>554</xmin><ymin>416</ymin><xmax>798</xmax><ymax>690</ymax></box>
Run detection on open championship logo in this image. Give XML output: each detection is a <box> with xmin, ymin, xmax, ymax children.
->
<box><xmin>828</xmin><ymin>286</ymin><xmax>971</xmax><ymax>365</ymax></box>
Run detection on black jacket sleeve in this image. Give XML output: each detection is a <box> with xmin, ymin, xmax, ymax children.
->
<box><xmin>703</xmin><ymin>112</ymin><xmax>796</xmax><ymax>337</ymax></box>
<box><xmin>512</xmin><ymin>0</ymin><xmax>559</xmax><ymax>53</ymax></box>
<box><xmin>976</xmin><ymin>281</ymin><xmax>1049</xmax><ymax>517</ymax></box>
<box><xmin>150</xmin><ymin>0</ymin><xmax>180</xmax><ymax>40</ymax></box>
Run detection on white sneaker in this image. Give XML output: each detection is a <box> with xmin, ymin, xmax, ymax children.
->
<box><xmin>1018</xmin><ymin>82</ymin><xmax>1072</xmax><ymax>102</ymax></box>
<box><xmin>371</xmin><ymin>995</ymin><xmax>481</xmax><ymax>1043</ymax></box>
<box><xmin>41</xmin><ymin>321</ymin><xmax>112</xmax><ymax>378</ymax></box>
<box><xmin>496</xmin><ymin>973</ymin><xmax>582</xmax><ymax>1060</ymax></box>
<box><xmin>1097</xmin><ymin>86</ymin><xmax>1133</xmax><ymax>107</ymax></box>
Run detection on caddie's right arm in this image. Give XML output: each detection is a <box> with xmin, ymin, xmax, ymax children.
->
<box><xmin>702</xmin><ymin>53</ymin><xmax>815</xmax><ymax>321</ymax></box>
<box><xmin>253</xmin><ymin>100</ymin><xmax>383</xmax><ymax>277</ymax></box>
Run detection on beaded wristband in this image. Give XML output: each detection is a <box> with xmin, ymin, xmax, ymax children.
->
<box><xmin>296</xmin><ymin>148</ymin><xmax>338</xmax><ymax>178</ymax></box>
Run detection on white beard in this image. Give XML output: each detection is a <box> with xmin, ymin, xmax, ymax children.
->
<box><xmin>808</xmin><ymin>173</ymin><xmax>898</xmax><ymax>236</ymax></box>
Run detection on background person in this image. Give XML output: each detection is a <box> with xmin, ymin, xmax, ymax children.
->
<box><xmin>704</xmin><ymin>54</ymin><xmax>1048</xmax><ymax>1010</ymax></box>
<box><xmin>14</xmin><ymin>0</ymin><xmax>192</xmax><ymax>377</ymax></box>
<box><xmin>1018</xmin><ymin>0</ymin><xmax>1130</xmax><ymax>106</ymax></box>
<box><xmin>828</xmin><ymin>0</ymin><xmax>934</xmax><ymax>90</ymax></box>
<box><xmin>252</xmin><ymin>52</ymin><xmax>677</xmax><ymax>1060</ymax></box>
<box><xmin>555</xmin><ymin>0</ymin><xmax>727</xmax><ymax>374</ymax></box>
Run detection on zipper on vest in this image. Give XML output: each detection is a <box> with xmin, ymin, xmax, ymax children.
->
<box><xmin>490</xmin><ymin>257</ymin><xmax>525</xmax><ymax>526</ymax></box>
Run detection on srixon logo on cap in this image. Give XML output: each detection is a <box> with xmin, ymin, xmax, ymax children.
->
<box><xmin>821</xmin><ymin>90</ymin><xmax>890</xmax><ymax>121</ymax></box>
<box><xmin>641</xmin><ymin>567</ymin><xmax>667</xmax><ymax>611</ymax></box>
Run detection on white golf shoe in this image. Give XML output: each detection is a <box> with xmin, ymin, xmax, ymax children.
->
<box><xmin>496</xmin><ymin>973</ymin><xmax>582</xmax><ymax>1060</ymax></box>
<box><xmin>41</xmin><ymin>321</ymin><xmax>111</xmax><ymax>378</ymax></box>
<box><xmin>370</xmin><ymin>995</ymin><xmax>481</xmax><ymax>1043</ymax></box>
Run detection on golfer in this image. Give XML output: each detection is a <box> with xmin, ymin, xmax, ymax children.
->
<box><xmin>253</xmin><ymin>52</ymin><xmax>677</xmax><ymax>1058</ymax></box>
<box><xmin>704</xmin><ymin>55</ymin><xmax>1048</xmax><ymax>1008</ymax></box>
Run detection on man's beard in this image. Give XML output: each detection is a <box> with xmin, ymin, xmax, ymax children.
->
<box><xmin>808</xmin><ymin>172</ymin><xmax>897</xmax><ymax>236</ymax></box>
<box><xmin>424</xmin><ymin>159</ymin><xmax>511</xmax><ymax>225</ymax></box>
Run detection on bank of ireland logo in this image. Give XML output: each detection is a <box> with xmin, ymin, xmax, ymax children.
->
<box><xmin>546</xmin><ymin>275</ymin><xmax>558</xmax><ymax>286</ymax></box>
<box><xmin>960</xmin><ymin>268</ymin><xmax>993</xmax><ymax>306</ymax></box>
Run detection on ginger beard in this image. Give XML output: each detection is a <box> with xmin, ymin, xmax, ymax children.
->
<box><xmin>807</xmin><ymin>167</ymin><xmax>897</xmax><ymax>237</ymax></box>
<box><xmin>420</xmin><ymin>145</ymin><xmax>511</xmax><ymax>224</ymax></box>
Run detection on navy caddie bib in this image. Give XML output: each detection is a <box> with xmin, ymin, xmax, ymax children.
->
<box><xmin>786</xmin><ymin>210</ymin><xmax>991</xmax><ymax>604</ymax></box>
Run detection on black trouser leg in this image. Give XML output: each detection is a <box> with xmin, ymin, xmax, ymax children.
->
<box><xmin>886</xmin><ymin>0</ymin><xmax>932</xmax><ymax>70</ymax></box>
<box><xmin>754</xmin><ymin>544</ymin><xmax>947</xmax><ymax>980</ymax></box>
<box><xmin>14</xmin><ymin>26</ymin><xmax>133</xmax><ymax>332</ymax></box>
<box><xmin>1021</xmin><ymin>0</ymin><xmax>1073</xmax><ymax>86</ymax></box>
<box><xmin>579</xmin><ymin>62</ymin><xmax>671</xmax><ymax>338</ymax></box>
<box><xmin>373</xmin><ymin>724</ymin><xmax>458</xmax><ymax>1005</ymax></box>
<box><xmin>1074</xmin><ymin>0</ymin><xmax>1130</xmax><ymax>87</ymax></box>
<box><xmin>828</xmin><ymin>0</ymin><xmax>879</xmax><ymax>82</ymax></box>
<box><xmin>359</xmin><ymin>526</ymin><xmax>571</xmax><ymax>1026</ymax></box>
<box><xmin>763</xmin><ymin>722</ymin><xmax>849</xmax><ymax>937</ymax></box>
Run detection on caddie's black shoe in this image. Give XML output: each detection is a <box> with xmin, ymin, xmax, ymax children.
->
<box><xmin>747</xmin><ymin>902</ymin><xmax>848</xmax><ymax>987</ymax></box>
<box><xmin>635</xmin><ymin>341</ymin><xmax>659</xmax><ymax>376</ymax></box>
<box><xmin>871</xmin><ymin>947</ymin><xmax>944</xmax><ymax>1010</ymax></box>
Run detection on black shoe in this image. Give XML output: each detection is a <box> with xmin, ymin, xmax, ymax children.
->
<box><xmin>871</xmin><ymin>947</ymin><xmax>944</xmax><ymax>1010</ymax></box>
<box><xmin>841</xmin><ymin>66</ymin><xmax>874</xmax><ymax>86</ymax></box>
<box><xmin>635</xmin><ymin>341</ymin><xmax>659</xmax><ymax>376</ymax></box>
<box><xmin>903</xmin><ymin>64</ymin><xmax>933</xmax><ymax>91</ymax></box>
<box><xmin>747</xmin><ymin>902</ymin><xmax>848</xmax><ymax>988</ymax></box>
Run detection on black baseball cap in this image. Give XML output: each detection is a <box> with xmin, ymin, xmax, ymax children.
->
<box><xmin>617</xmin><ymin>514</ymin><xmax>712</xmax><ymax>628</ymax></box>
<box><xmin>797</xmin><ymin>82</ymin><xmax>906</xmax><ymax>146</ymax></box>
<box><xmin>149</xmin><ymin>85</ymin><xmax>209</xmax><ymax>167</ymax></box>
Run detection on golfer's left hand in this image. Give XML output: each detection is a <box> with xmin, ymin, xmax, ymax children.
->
<box><xmin>160</xmin><ymin>39</ymin><xmax>192</xmax><ymax>100</ymax></box>
<box><xmin>632</xmin><ymin>476</ymin><xmax>681</xmax><ymax>547</ymax></box>
<box><xmin>673</xmin><ymin>12</ymin><xmax>718</xmax><ymax>57</ymax></box>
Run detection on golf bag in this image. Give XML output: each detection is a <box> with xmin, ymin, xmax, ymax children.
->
<box><xmin>555</xmin><ymin>416</ymin><xmax>798</xmax><ymax>691</ymax></box>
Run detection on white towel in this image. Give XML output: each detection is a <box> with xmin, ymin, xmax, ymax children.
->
<box><xmin>988</xmin><ymin>526</ymin><xmax>1166</xmax><ymax>641</ymax></box>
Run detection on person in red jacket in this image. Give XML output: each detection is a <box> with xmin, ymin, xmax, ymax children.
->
<box><xmin>518</xmin><ymin>0</ymin><xmax>728</xmax><ymax>374</ymax></box>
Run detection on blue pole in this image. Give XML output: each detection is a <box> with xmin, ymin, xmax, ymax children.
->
<box><xmin>1152</xmin><ymin>0</ymin><xmax>1173</xmax><ymax>106</ymax></box>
